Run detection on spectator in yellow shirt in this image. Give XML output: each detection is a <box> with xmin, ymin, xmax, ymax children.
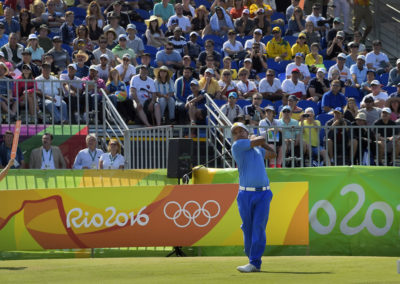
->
<box><xmin>291</xmin><ymin>33</ymin><xmax>310</xmax><ymax>58</ymax></box>
<box><xmin>199</xmin><ymin>68</ymin><xmax>223</xmax><ymax>99</ymax></box>
<box><xmin>305</xmin><ymin>42</ymin><xmax>324</xmax><ymax>73</ymax></box>
<box><xmin>266</xmin><ymin>26</ymin><xmax>292</xmax><ymax>62</ymax></box>
<box><xmin>249</xmin><ymin>0</ymin><xmax>273</xmax><ymax>19</ymax></box>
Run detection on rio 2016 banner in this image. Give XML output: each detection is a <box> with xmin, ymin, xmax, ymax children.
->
<box><xmin>0</xmin><ymin>183</ymin><xmax>308</xmax><ymax>251</ymax></box>
<box><xmin>194</xmin><ymin>166</ymin><xmax>400</xmax><ymax>256</ymax></box>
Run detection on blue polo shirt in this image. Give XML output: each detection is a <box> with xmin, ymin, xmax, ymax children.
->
<box><xmin>350</xmin><ymin>64</ymin><xmax>367</xmax><ymax>85</ymax></box>
<box><xmin>321</xmin><ymin>91</ymin><xmax>347</xmax><ymax>112</ymax></box>
<box><xmin>155</xmin><ymin>50</ymin><xmax>182</xmax><ymax>69</ymax></box>
<box><xmin>232</xmin><ymin>139</ymin><xmax>269</xmax><ymax>188</ymax></box>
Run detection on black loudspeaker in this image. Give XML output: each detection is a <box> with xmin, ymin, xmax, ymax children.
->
<box><xmin>167</xmin><ymin>138</ymin><xmax>193</xmax><ymax>179</ymax></box>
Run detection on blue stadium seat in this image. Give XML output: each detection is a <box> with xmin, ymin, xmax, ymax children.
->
<box><xmin>284</xmin><ymin>35</ymin><xmax>297</xmax><ymax>46</ymax></box>
<box><xmin>277</xmin><ymin>72</ymin><xmax>286</xmax><ymax>83</ymax></box>
<box><xmin>272</xmin><ymin>100</ymin><xmax>282</xmax><ymax>112</ymax></box>
<box><xmin>236</xmin><ymin>99</ymin><xmax>252</xmax><ymax>108</ymax></box>
<box><xmin>258</xmin><ymin>72</ymin><xmax>266</xmax><ymax>79</ymax></box>
<box><xmin>214</xmin><ymin>99</ymin><xmax>226</xmax><ymax>108</ymax></box>
<box><xmin>67</xmin><ymin>7</ymin><xmax>86</xmax><ymax>19</ymax></box>
<box><xmin>133</xmin><ymin>22</ymin><xmax>147</xmax><ymax>35</ymax></box>
<box><xmin>297</xmin><ymin>100</ymin><xmax>319</xmax><ymax>115</ymax></box>
<box><xmin>195</xmin><ymin>0</ymin><xmax>213</xmax><ymax>9</ymax></box>
<box><xmin>202</xmin><ymin>34</ymin><xmax>224</xmax><ymax>49</ymax></box>
<box><xmin>382</xmin><ymin>86</ymin><xmax>396</xmax><ymax>94</ymax></box>
<box><xmin>260</xmin><ymin>99</ymin><xmax>272</xmax><ymax>108</ymax></box>
<box><xmin>378</xmin><ymin>73</ymin><xmax>389</xmax><ymax>86</ymax></box>
<box><xmin>61</xmin><ymin>44</ymin><xmax>73</xmax><ymax>58</ymax></box>
<box><xmin>237</xmin><ymin>35</ymin><xmax>252</xmax><ymax>46</ymax></box>
<box><xmin>345</xmin><ymin>87</ymin><xmax>362</xmax><ymax>102</ymax></box>
<box><xmin>267</xmin><ymin>59</ymin><xmax>283</xmax><ymax>74</ymax></box>
<box><xmin>271</xmin><ymin>12</ymin><xmax>285</xmax><ymax>23</ymax></box>
<box><xmin>261</xmin><ymin>35</ymin><xmax>273</xmax><ymax>45</ymax></box>
<box><xmin>323</xmin><ymin>60</ymin><xmax>336</xmax><ymax>71</ymax></box>
<box><xmin>135</xmin><ymin>9</ymin><xmax>150</xmax><ymax>20</ymax></box>
<box><xmin>316</xmin><ymin>113</ymin><xmax>333</xmax><ymax>126</ymax></box>
<box><xmin>143</xmin><ymin>45</ymin><xmax>158</xmax><ymax>58</ymax></box>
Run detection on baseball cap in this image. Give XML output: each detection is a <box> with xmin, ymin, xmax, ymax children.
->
<box><xmin>370</xmin><ymin>80</ymin><xmax>381</xmax><ymax>86</ymax></box>
<box><xmin>190</xmin><ymin>79</ymin><xmax>199</xmax><ymax>85</ymax></box>
<box><xmin>348</xmin><ymin>41</ymin><xmax>359</xmax><ymax>48</ymax></box>
<box><xmin>333</xmin><ymin>107</ymin><xmax>343</xmax><ymax>114</ymax></box>
<box><xmin>272</xmin><ymin>26</ymin><xmax>281</xmax><ymax>33</ymax></box>
<box><xmin>317</xmin><ymin>67</ymin><xmax>326</xmax><ymax>74</ymax></box>
<box><xmin>295</xmin><ymin>52</ymin><xmax>304</xmax><ymax>58</ymax></box>
<box><xmin>22</xmin><ymin>64</ymin><xmax>31</xmax><ymax>70</ymax></box>
<box><xmin>382</xmin><ymin>107</ymin><xmax>392</xmax><ymax>114</ymax></box>
<box><xmin>244</xmin><ymin>58</ymin><xmax>252</xmax><ymax>63</ymax></box>
<box><xmin>396</xmin><ymin>58</ymin><xmax>400</xmax><ymax>65</ymax></box>
<box><xmin>0</xmin><ymin>51</ymin><xmax>4</xmax><ymax>57</ymax></box>
<box><xmin>228</xmin><ymin>92</ymin><xmax>238</xmax><ymax>99</ymax></box>
<box><xmin>291</xmin><ymin>68</ymin><xmax>300</xmax><ymax>73</ymax></box>
<box><xmin>68</xmin><ymin>63</ymin><xmax>77</xmax><ymax>70</ymax></box>
<box><xmin>265</xmin><ymin>105</ymin><xmax>275</xmax><ymax>112</ymax></box>
<box><xmin>22</xmin><ymin>48</ymin><xmax>31</xmax><ymax>55</ymax></box>
<box><xmin>126</xmin><ymin>24</ymin><xmax>136</xmax><ymax>30</ymax></box>
<box><xmin>364</xmin><ymin>95</ymin><xmax>374</xmax><ymax>102</ymax></box>
<box><xmin>138</xmin><ymin>64</ymin><xmax>148</xmax><ymax>69</ymax></box>
<box><xmin>298</xmin><ymin>33</ymin><xmax>306</xmax><ymax>38</ymax></box>
<box><xmin>357</xmin><ymin>55</ymin><xmax>366</xmax><ymax>61</ymax></box>
<box><xmin>231</xmin><ymin>122</ymin><xmax>248</xmax><ymax>133</ymax></box>
<box><xmin>41</xmin><ymin>62</ymin><xmax>51</xmax><ymax>69</ymax></box>
<box><xmin>28</xmin><ymin>34</ymin><xmax>38</xmax><ymax>40</ymax></box>
<box><xmin>288</xmin><ymin>95</ymin><xmax>299</xmax><ymax>101</ymax></box>
<box><xmin>122</xmin><ymin>53</ymin><xmax>131</xmax><ymax>59</ymax></box>
<box><xmin>52</xmin><ymin>36</ymin><xmax>62</xmax><ymax>42</ymax></box>
<box><xmin>174</xmin><ymin>26</ymin><xmax>182</xmax><ymax>32</ymax></box>
<box><xmin>305</xmin><ymin>107</ymin><xmax>314</xmax><ymax>114</ymax></box>
<box><xmin>336</xmin><ymin>31</ymin><xmax>345</xmax><ymax>38</ymax></box>
<box><xmin>333</xmin><ymin>17</ymin><xmax>342</xmax><ymax>23</ymax></box>
<box><xmin>100</xmin><ymin>54</ymin><xmax>109</xmax><ymax>60</ymax></box>
<box><xmin>367</xmin><ymin>69</ymin><xmax>376</xmax><ymax>74</ymax></box>
<box><xmin>242</xmin><ymin>9</ymin><xmax>250</xmax><ymax>15</ymax></box>
<box><xmin>254</xmin><ymin>28</ymin><xmax>263</xmax><ymax>34</ymax></box>
<box><xmin>355</xmin><ymin>112</ymin><xmax>367</xmax><ymax>121</ymax></box>
<box><xmin>205</xmin><ymin>68</ymin><xmax>214</xmax><ymax>75</ymax></box>
<box><xmin>337</xmin><ymin>53</ymin><xmax>347</xmax><ymax>59</ymax></box>
<box><xmin>89</xmin><ymin>65</ymin><xmax>98</xmax><ymax>71</ymax></box>
<box><xmin>190</xmin><ymin>31</ymin><xmax>199</xmax><ymax>37</ymax></box>
<box><xmin>118</xmin><ymin>34</ymin><xmax>127</xmax><ymax>40</ymax></box>
<box><xmin>282</xmin><ymin>105</ymin><xmax>292</xmax><ymax>112</ymax></box>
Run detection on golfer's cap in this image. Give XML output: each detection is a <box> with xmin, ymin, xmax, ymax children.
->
<box><xmin>288</xmin><ymin>95</ymin><xmax>298</xmax><ymax>101</ymax></box>
<box><xmin>364</xmin><ymin>95</ymin><xmax>374</xmax><ymax>102</ymax></box>
<box><xmin>100</xmin><ymin>54</ymin><xmax>109</xmax><ymax>60</ymax></box>
<box><xmin>190</xmin><ymin>79</ymin><xmax>199</xmax><ymax>85</ymax></box>
<box><xmin>357</xmin><ymin>55</ymin><xmax>366</xmax><ymax>61</ymax></box>
<box><xmin>264</xmin><ymin>105</ymin><xmax>275</xmax><ymax>112</ymax></box>
<box><xmin>396</xmin><ymin>58</ymin><xmax>400</xmax><ymax>65</ymax></box>
<box><xmin>295</xmin><ymin>52</ymin><xmax>304</xmax><ymax>58</ymax></box>
<box><xmin>333</xmin><ymin>17</ymin><xmax>342</xmax><ymax>23</ymax></box>
<box><xmin>371</xmin><ymin>80</ymin><xmax>381</xmax><ymax>86</ymax></box>
<box><xmin>367</xmin><ymin>69</ymin><xmax>376</xmax><ymax>74</ymax></box>
<box><xmin>382</xmin><ymin>107</ymin><xmax>392</xmax><ymax>114</ymax></box>
<box><xmin>355</xmin><ymin>112</ymin><xmax>367</xmax><ymax>121</ymax></box>
<box><xmin>348</xmin><ymin>41</ymin><xmax>359</xmax><ymax>48</ymax></box>
<box><xmin>244</xmin><ymin>58</ymin><xmax>252</xmax><ymax>63</ymax></box>
<box><xmin>190</xmin><ymin>31</ymin><xmax>199</xmax><ymax>37</ymax></box>
<box><xmin>122</xmin><ymin>53</ymin><xmax>131</xmax><ymax>59</ymax></box>
<box><xmin>205</xmin><ymin>68</ymin><xmax>214</xmax><ymax>74</ymax></box>
<box><xmin>291</xmin><ymin>67</ymin><xmax>300</xmax><ymax>73</ymax></box>
<box><xmin>298</xmin><ymin>33</ymin><xmax>306</xmax><ymax>38</ymax></box>
<box><xmin>68</xmin><ymin>63</ymin><xmax>77</xmax><ymax>70</ymax></box>
<box><xmin>272</xmin><ymin>26</ymin><xmax>281</xmax><ymax>33</ymax></box>
<box><xmin>337</xmin><ymin>53</ymin><xmax>347</xmax><ymax>59</ymax></box>
<box><xmin>28</xmin><ymin>34</ymin><xmax>38</xmax><ymax>40</ymax></box>
<box><xmin>242</xmin><ymin>9</ymin><xmax>250</xmax><ymax>15</ymax></box>
<box><xmin>305</xmin><ymin>107</ymin><xmax>314</xmax><ymax>114</ymax></box>
<box><xmin>254</xmin><ymin>28</ymin><xmax>263</xmax><ymax>34</ymax></box>
<box><xmin>228</xmin><ymin>92</ymin><xmax>238</xmax><ymax>99</ymax></box>
<box><xmin>89</xmin><ymin>65</ymin><xmax>98</xmax><ymax>71</ymax></box>
<box><xmin>333</xmin><ymin>107</ymin><xmax>343</xmax><ymax>114</ymax></box>
<box><xmin>231</xmin><ymin>122</ymin><xmax>248</xmax><ymax>133</ymax></box>
<box><xmin>317</xmin><ymin>67</ymin><xmax>326</xmax><ymax>74</ymax></box>
<box><xmin>126</xmin><ymin>24</ymin><xmax>136</xmax><ymax>30</ymax></box>
<box><xmin>336</xmin><ymin>31</ymin><xmax>345</xmax><ymax>38</ymax></box>
<box><xmin>118</xmin><ymin>34</ymin><xmax>127</xmax><ymax>40</ymax></box>
<box><xmin>282</xmin><ymin>105</ymin><xmax>292</xmax><ymax>112</ymax></box>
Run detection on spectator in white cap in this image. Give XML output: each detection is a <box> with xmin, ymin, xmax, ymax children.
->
<box><xmin>60</xmin><ymin>63</ymin><xmax>84</xmax><ymax>123</ymax></box>
<box><xmin>234</xmin><ymin>8</ymin><xmax>255</xmax><ymax>37</ymax></box>
<box><xmin>199</xmin><ymin>67</ymin><xmax>222</xmax><ymax>99</ymax></box>
<box><xmin>112</xmin><ymin>34</ymin><xmax>137</xmax><ymax>65</ymax></box>
<box><xmin>97</xmin><ymin>54</ymin><xmax>111</xmax><ymax>82</ymax></box>
<box><xmin>286</xmin><ymin>52</ymin><xmax>311</xmax><ymax>85</ymax></box>
<box><xmin>126</xmin><ymin>24</ymin><xmax>144</xmax><ymax>57</ymax></box>
<box><xmin>26</xmin><ymin>34</ymin><xmax>44</xmax><ymax>63</ymax></box>
<box><xmin>93</xmin><ymin>35</ymin><xmax>116</xmax><ymax>67</ymax></box>
<box><xmin>205</xmin><ymin>6</ymin><xmax>234</xmax><ymax>37</ymax></box>
<box><xmin>115</xmin><ymin>53</ymin><xmax>136</xmax><ymax>85</ymax></box>
<box><xmin>259</xmin><ymin>69</ymin><xmax>283</xmax><ymax>101</ymax></box>
<box><xmin>328</xmin><ymin>53</ymin><xmax>352</xmax><ymax>86</ymax></box>
<box><xmin>350</xmin><ymin>55</ymin><xmax>367</xmax><ymax>89</ymax></box>
<box><xmin>361</xmin><ymin>80</ymin><xmax>388</xmax><ymax>108</ymax></box>
<box><xmin>388</xmin><ymin>59</ymin><xmax>400</xmax><ymax>87</ymax></box>
<box><xmin>345</xmin><ymin>41</ymin><xmax>360</xmax><ymax>69</ymax></box>
<box><xmin>307</xmin><ymin>67</ymin><xmax>330</xmax><ymax>102</ymax></box>
<box><xmin>244</xmin><ymin>28</ymin><xmax>266</xmax><ymax>51</ymax></box>
<box><xmin>326</xmin><ymin>30</ymin><xmax>346</xmax><ymax>60</ymax></box>
<box><xmin>186</xmin><ymin>31</ymin><xmax>202</xmax><ymax>61</ymax></box>
<box><xmin>259</xmin><ymin>104</ymin><xmax>281</xmax><ymax>167</ymax></box>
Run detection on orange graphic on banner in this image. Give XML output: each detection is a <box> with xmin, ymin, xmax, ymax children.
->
<box><xmin>10</xmin><ymin>120</ymin><xmax>21</xmax><ymax>159</ymax></box>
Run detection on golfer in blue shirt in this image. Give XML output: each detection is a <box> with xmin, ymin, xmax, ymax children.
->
<box><xmin>231</xmin><ymin>122</ymin><xmax>276</xmax><ymax>273</ymax></box>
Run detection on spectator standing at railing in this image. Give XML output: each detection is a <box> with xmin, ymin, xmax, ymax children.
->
<box><xmin>374</xmin><ymin>108</ymin><xmax>400</xmax><ymax>166</ymax></box>
<box><xmin>220</xmin><ymin>92</ymin><xmax>244</xmax><ymax>123</ymax></box>
<box><xmin>72</xmin><ymin>134</ymin><xmax>104</xmax><ymax>169</ymax></box>
<box><xmin>350</xmin><ymin>112</ymin><xmax>377</xmax><ymax>165</ymax></box>
<box><xmin>236</xmin><ymin>67</ymin><xmax>257</xmax><ymax>99</ymax></box>
<box><xmin>277</xmin><ymin>105</ymin><xmax>302</xmax><ymax>162</ymax></box>
<box><xmin>15</xmin><ymin>48</ymin><xmax>41</xmax><ymax>78</ymax></box>
<box><xmin>387</xmin><ymin>59</ymin><xmax>400</xmax><ymax>87</ymax></box>
<box><xmin>36</xmin><ymin>63</ymin><xmax>68</xmax><ymax>124</ymax></box>
<box><xmin>60</xmin><ymin>64</ymin><xmax>83</xmax><ymax>123</ymax></box>
<box><xmin>282</xmin><ymin>68</ymin><xmax>306</xmax><ymax>100</ymax></box>
<box><xmin>1</xmin><ymin>33</ymin><xmax>23</xmax><ymax>67</ymax></box>
<box><xmin>29</xmin><ymin>133</ymin><xmax>66</xmax><ymax>169</ymax></box>
<box><xmin>360</xmin><ymin>80</ymin><xmax>388</xmax><ymax>109</ymax></box>
<box><xmin>0</xmin><ymin>130</ymin><xmax>24</xmax><ymax>169</ymax></box>
<box><xmin>359</xmin><ymin>95</ymin><xmax>382</xmax><ymax>126</ymax></box>
<box><xmin>350</xmin><ymin>55</ymin><xmax>367</xmax><ymax>89</ymax></box>
<box><xmin>259</xmin><ymin>69</ymin><xmax>283</xmax><ymax>102</ymax></box>
<box><xmin>266</xmin><ymin>26</ymin><xmax>292</xmax><ymax>62</ymax></box>
<box><xmin>81</xmin><ymin>65</ymin><xmax>107</xmax><ymax>121</ymax></box>
<box><xmin>365</xmin><ymin>40</ymin><xmax>391</xmax><ymax>75</ymax></box>
<box><xmin>154</xmin><ymin>65</ymin><xmax>176</xmax><ymax>124</ymax></box>
<box><xmin>259</xmin><ymin>105</ymin><xmax>282</xmax><ymax>168</ymax></box>
<box><xmin>299</xmin><ymin>107</ymin><xmax>330</xmax><ymax>166</ymax></box>
<box><xmin>99</xmin><ymin>138</ymin><xmax>125</xmax><ymax>169</ymax></box>
<box><xmin>130</xmin><ymin>65</ymin><xmax>161</xmax><ymax>127</ymax></box>
<box><xmin>307</xmin><ymin>67</ymin><xmax>330</xmax><ymax>102</ymax></box>
<box><xmin>321</xmin><ymin>79</ymin><xmax>346</xmax><ymax>113</ymax></box>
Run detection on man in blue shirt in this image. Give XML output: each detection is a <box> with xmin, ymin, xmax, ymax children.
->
<box><xmin>155</xmin><ymin>42</ymin><xmax>182</xmax><ymax>71</ymax></box>
<box><xmin>231</xmin><ymin>122</ymin><xmax>276</xmax><ymax>273</ymax></box>
<box><xmin>0</xmin><ymin>130</ymin><xmax>24</xmax><ymax>169</ymax></box>
<box><xmin>321</xmin><ymin>79</ymin><xmax>347</xmax><ymax>113</ymax></box>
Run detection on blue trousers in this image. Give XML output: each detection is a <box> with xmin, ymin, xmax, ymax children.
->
<box><xmin>237</xmin><ymin>189</ymin><xmax>273</xmax><ymax>269</ymax></box>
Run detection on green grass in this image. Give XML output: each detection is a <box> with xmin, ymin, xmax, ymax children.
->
<box><xmin>0</xmin><ymin>256</ymin><xmax>399</xmax><ymax>283</ymax></box>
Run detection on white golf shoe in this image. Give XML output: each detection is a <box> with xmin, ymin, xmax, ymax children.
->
<box><xmin>236</xmin><ymin>263</ymin><xmax>260</xmax><ymax>273</ymax></box>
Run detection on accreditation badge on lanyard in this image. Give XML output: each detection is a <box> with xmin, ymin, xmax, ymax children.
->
<box><xmin>109</xmin><ymin>154</ymin><xmax>117</xmax><ymax>169</ymax></box>
<box><xmin>42</xmin><ymin>149</ymin><xmax>53</xmax><ymax>169</ymax></box>
<box><xmin>89</xmin><ymin>150</ymin><xmax>97</xmax><ymax>169</ymax></box>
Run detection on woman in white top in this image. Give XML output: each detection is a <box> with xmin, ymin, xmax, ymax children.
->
<box><xmin>222</xmin><ymin>30</ymin><xmax>245</xmax><ymax>58</ymax></box>
<box><xmin>145</xmin><ymin>16</ymin><xmax>168</xmax><ymax>49</ymax></box>
<box><xmin>154</xmin><ymin>65</ymin><xmax>176</xmax><ymax>123</ymax></box>
<box><xmin>99</xmin><ymin>138</ymin><xmax>125</xmax><ymax>169</ymax></box>
<box><xmin>218</xmin><ymin>69</ymin><xmax>237</xmax><ymax>98</ymax></box>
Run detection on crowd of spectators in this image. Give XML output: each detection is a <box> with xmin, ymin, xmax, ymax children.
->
<box><xmin>0</xmin><ymin>0</ymin><xmax>399</xmax><ymax>168</ymax></box>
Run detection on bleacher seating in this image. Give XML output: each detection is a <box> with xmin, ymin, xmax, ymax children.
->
<box><xmin>316</xmin><ymin>113</ymin><xmax>333</xmax><ymax>126</ymax></box>
<box><xmin>378</xmin><ymin>73</ymin><xmax>389</xmax><ymax>86</ymax></box>
<box><xmin>345</xmin><ymin>87</ymin><xmax>363</xmax><ymax>102</ymax></box>
<box><xmin>297</xmin><ymin>100</ymin><xmax>320</xmax><ymax>116</ymax></box>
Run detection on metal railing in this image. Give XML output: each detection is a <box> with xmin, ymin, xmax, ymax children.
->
<box><xmin>123</xmin><ymin>124</ymin><xmax>400</xmax><ymax>169</ymax></box>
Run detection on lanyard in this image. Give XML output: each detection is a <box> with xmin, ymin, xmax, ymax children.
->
<box><xmin>42</xmin><ymin>149</ymin><xmax>53</xmax><ymax>163</ymax></box>
<box><xmin>89</xmin><ymin>149</ymin><xmax>97</xmax><ymax>162</ymax></box>
<box><xmin>109</xmin><ymin>154</ymin><xmax>117</xmax><ymax>166</ymax></box>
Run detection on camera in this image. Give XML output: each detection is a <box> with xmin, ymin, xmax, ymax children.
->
<box><xmin>317</xmin><ymin>18</ymin><xmax>333</xmax><ymax>27</ymax></box>
<box><xmin>303</xmin><ymin>114</ymin><xmax>310</xmax><ymax>118</ymax></box>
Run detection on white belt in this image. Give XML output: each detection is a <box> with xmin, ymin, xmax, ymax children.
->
<box><xmin>239</xmin><ymin>186</ymin><xmax>270</xmax><ymax>192</ymax></box>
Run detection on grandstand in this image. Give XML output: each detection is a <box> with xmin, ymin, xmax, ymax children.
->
<box><xmin>0</xmin><ymin>0</ymin><xmax>399</xmax><ymax>170</ymax></box>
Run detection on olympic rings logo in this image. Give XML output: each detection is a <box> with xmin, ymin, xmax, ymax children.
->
<box><xmin>163</xmin><ymin>200</ymin><xmax>221</xmax><ymax>228</ymax></box>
